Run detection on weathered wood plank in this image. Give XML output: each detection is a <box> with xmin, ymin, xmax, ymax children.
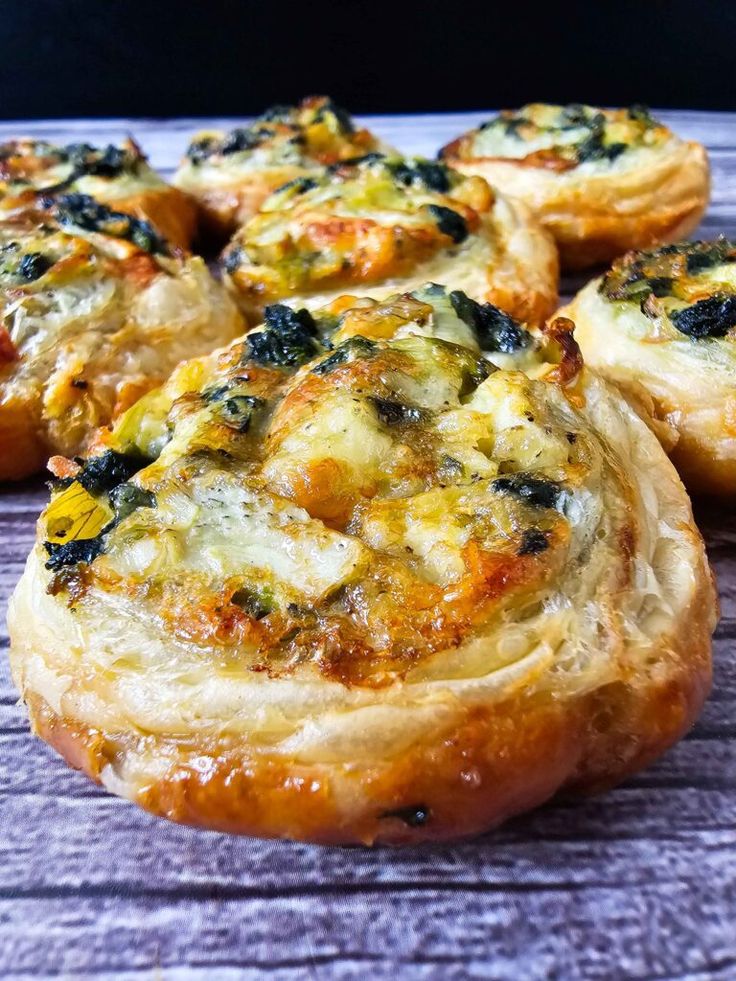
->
<box><xmin>1</xmin><ymin>881</ymin><xmax>735</xmax><ymax>981</ymax></box>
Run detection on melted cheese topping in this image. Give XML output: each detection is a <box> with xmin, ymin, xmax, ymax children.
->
<box><xmin>0</xmin><ymin>137</ymin><xmax>167</xmax><ymax>209</ymax></box>
<box><xmin>459</xmin><ymin>103</ymin><xmax>675</xmax><ymax>174</ymax></box>
<box><xmin>174</xmin><ymin>96</ymin><xmax>388</xmax><ymax>187</ymax></box>
<box><xmin>220</xmin><ymin>156</ymin><xmax>504</xmax><ymax>311</ymax></box>
<box><xmin>35</xmin><ymin>286</ymin><xmax>604</xmax><ymax>688</ymax></box>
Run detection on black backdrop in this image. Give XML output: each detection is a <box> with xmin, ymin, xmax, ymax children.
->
<box><xmin>2</xmin><ymin>0</ymin><xmax>735</xmax><ymax>119</ymax></box>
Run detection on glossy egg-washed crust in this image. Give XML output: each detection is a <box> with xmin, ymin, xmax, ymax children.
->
<box><xmin>9</xmin><ymin>285</ymin><xmax>716</xmax><ymax>844</ymax></box>
<box><xmin>173</xmin><ymin>97</ymin><xmax>393</xmax><ymax>241</ymax></box>
<box><xmin>440</xmin><ymin>104</ymin><xmax>709</xmax><ymax>271</ymax></box>
<box><xmin>0</xmin><ymin>195</ymin><xmax>243</xmax><ymax>479</ymax></box>
<box><xmin>220</xmin><ymin>154</ymin><xmax>559</xmax><ymax>325</ymax></box>
<box><xmin>561</xmin><ymin>239</ymin><xmax>736</xmax><ymax>496</ymax></box>
<box><xmin>0</xmin><ymin>137</ymin><xmax>197</xmax><ymax>250</ymax></box>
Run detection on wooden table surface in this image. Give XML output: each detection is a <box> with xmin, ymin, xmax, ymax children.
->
<box><xmin>1</xmin><ymin>111</ymin><xmax>735</xmax><ymax>980</ymax></box>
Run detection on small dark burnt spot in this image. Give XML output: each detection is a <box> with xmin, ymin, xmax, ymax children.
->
<box><xmin>518</xmin><ymin>529</ymin><xmax>549</xmax><ymax>555</ymax></box>
<box><xmin>381</xmin><ymin>804</ymin><xmax>431</xmax><ymax>827</ymax></box>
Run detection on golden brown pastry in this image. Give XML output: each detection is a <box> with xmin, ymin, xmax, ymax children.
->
<box><xmin>8</xmin><ymin>284</ymin><xmax>716</xmax><ymax>844</ymax></box>
<box><xmin>220</xmin><ymin>154</ymin><xmax>559</xmax><ymax>325</ymax></box>
<box><xmin>0</xmin><ymin>194</ymin><xmax>244</xmax><ymax>480</ymax></box>
<box><xmin>0</xmin><ymin>137</ymin><xmax>197</xmax><ymax>250</ymax></box>
<box><xmin>561</xmin><ymin>238</ymin><xmax>736</xmax><ymax>495</ymax></box>
<box><xmin>439</xmin><ymin>104</ymin><xmax>709</xmax><ymax>270</ymax></box>
<box><xmin>173</xmin><ymin>96</ymin><xmax>392</xmax><ymax>240</ymax></box>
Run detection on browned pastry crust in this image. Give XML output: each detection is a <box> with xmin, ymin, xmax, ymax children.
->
<box><xmin>24</xmin><ymin>614</ymin><xmax>712</xmax><ymax>846</ymax></box>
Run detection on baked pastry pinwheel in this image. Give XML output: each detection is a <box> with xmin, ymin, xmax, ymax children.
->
<box><xmin>0</xmin><ymin>137</ymin><xmax>197</xmax><ymax>250</ymax></box>
<box><xmin>439</xmin><ymin>104</ymin><xmax>709</xmax><ymax>270</ymax></box>
<box><xmin>173</xmin><ymin>96</ymin><xmax>392</xmax><ymax>240</ymax></box>
<box><xmin>562</xmin><ymin>239</ymin><xmax>736</xmax><ymax>495</ymax></box>
<box><xmin>0</xmin><ymin>194</ymin><xmax>243</xmax><ymax>480</ymax></box>
<box><xmin>220</xmin><ymin>154</ymin><xmax>558</xmax><ymax>324</ymax></box>
<box><xmin>8</xmin><ymin>284</ymin><xmax>716</xmax><ymax>844</ymax></box>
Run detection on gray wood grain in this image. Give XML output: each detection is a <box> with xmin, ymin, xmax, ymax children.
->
<box><xmin>1</xmin><ymin>113</ymin><xmax>736</xmax><ymax>981</ymax></box>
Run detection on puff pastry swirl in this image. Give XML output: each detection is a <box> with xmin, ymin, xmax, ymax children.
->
<box><xmin>561</xmin><ymin>238</ymin><xmax>736</xmax><ymax>495</ymax></box>
<box><xmin>0</xmin><ymin>195</ymin><xmax>243</xmax><ymax>479</ymax></box>
<box><xmin>8</xmin><ymin>284</ymin><xmax>716</xmax><ymax>843</ymax></box>
<box><xmin>173</xmin><ymin>96</ymin><xmax>392</xmax><ymax>240</ymax></box>
<box><xmin>220</xmin><ymin>154</ymin><xmax>559</xmax><ymax>325</ymax></box>
<box><xmin>440</xmin><ymin>104</ymin><xmax>709</xmax><ymax>270</ymax></box>
<box><xmin>0</xmin><ymin>137</ymin><xmax>197</xmax><ymax>250</ymax></box>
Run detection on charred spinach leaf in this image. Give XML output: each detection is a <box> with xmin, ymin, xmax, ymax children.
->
<box><xmin>388</xmin><ymin>159</ymin><xmax>451</xmax><ymax>193</ymax></box>
<box><xmin>44</xmin><ymin>537</ymin><xmax>105</xmax><ymax>572</ymax></box>
<box><xmin>518</xmin><ymin>528</ymin><xmax>549</xmax><ymax>555</ymax></box>
<box><xmin>53</xmin><ymin>194</ymin><xmax>169</xmax><ymax>255</ymax></box>
<box><xmin>449</xmin><ymin>290</ymin><xmax>531</xmax><ymax>353</ymax></box>
<box><xmin>204</xmin><ymin>380</ymin><xmax>266</xmax><ymax>432</ymax></box>
<box><xmin>601</xmin><ymin>240</ymin><xmax>736</xmax><ymax>304</ymax></box>
<box><xmin>245</xmin><ymin>304</ymin><xmax>322</xmax><ymax>367</ymax></box>
<box><xmin>311</xmin><ymin>335</ymin><xmax>376</xmax><ymax>375</ymax></box>
<box><xmin>76</xmin><ymin>450</ymin><xmax>149</xmax><ymax>495</ymax></box>
<box><xmin>426</xmin><ymin>204</ymin><xmax>468</xmax><ymax>244</ymax></box>
<box><xmin>108</xmin><ymin>483</ymin><xmax>156</xmax><ymax>523</ymax></box>
<box><xmin>492</xmin><ymin>474</ymin><xmax>564</xmax><ymax>510</ymax></box>
<box><xmin>18</xmin><ymin>252</ymin><xmax>51</xmax><ymax>281</ymax></box>
<box><xmin>369</xmin><ymin>396</ymin><xmax>424</xmax><ymax>426</ymax></box>
<box><xmin>670</xmin><ymin>295</ymin><xmax>736</xmax><ymax>339</ymax></box>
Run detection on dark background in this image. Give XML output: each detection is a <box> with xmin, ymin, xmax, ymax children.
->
<box><xmin>3</xmin><ymin>0</ymin><xmax>735</xmax><ymax>119</ymax></box>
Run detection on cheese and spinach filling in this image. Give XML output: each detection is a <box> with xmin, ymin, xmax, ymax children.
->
<box><xmin>599</xmin><ymin>239</ymin><xmax>736</xmax><ymax>339</ymax></box>
<box><xmin>221</xmin><ymin>155</ymin><xmax>495</xmax><ymax>301</ymax></box>
<box><xmin>461</xmin><ymin>103</ymin><xmax>670</xmax><ymax>169</ymax></box>
<box><xmin>0</xmin><ymin>196</ymin><xmax>176</xmax><ymax>372</ymax></box>
<box><xmin>182</xmin><ymin>96</ymin><xmax>381</xmax><ymax>171</ymax></box>
<box><xmin>38</xmin><ymin>285</ymin><xmax>598</xmax><ymax>684</ymax></box>
<box><xmin>0</xmin><ymin>137</ymin><xmax>164</xmax><ymax>201</ymax></box>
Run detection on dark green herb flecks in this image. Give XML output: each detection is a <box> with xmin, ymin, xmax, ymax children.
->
<box><xmin>18</xmin><ymin>252</ymin><xmax>51</xmax><ymax>281</ymax></box>
<box><xmin>108</xmin><ymin>483</ymin><xmax>156</xmax><ymax>523</ymax></box>
<box><xmin>388</xmin><ymin>159</ymin><xmax>452</xmax><ymax>193</ymax></box>
<box><xmin>369</xmin><ymin>396</ymin><xmax>424</xmax><ymax>426</ymax></box>
<box><xmin>231</xmin><ymin>586</ymin><xmax>274</xmax><ymax>620</ymax></box>
<box><xmin>492</xmin><ymin>474</ymin><xmax>564</xmax><ymax>510</ymax></box>
<box><xmin>426</xmin><ymin>205</ymin><xmax>468</xmax><ymax>244</ymax></box>
<box><xmin>245</xmin><ymin>304</ymin><xmax>322</xmax><ymax>367</ymax></box>
<box><xmin>311</xmin><ymin>335</ymin><xmax>377</xmax><ymax>375</ymax></box>
<box><xmin>449</xmin><ymin>290</ymin><xmax>531</xmax><ymax>353</ymax></box>
<box><xmin>670</xmin><ymin>295</ymin><xmax>736</xmax><ymax>339</ymax></box>
<box><xmin>518</xmin><ymin>528</ymin><xmax>549</xmax><ymax>555</ymax></box>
